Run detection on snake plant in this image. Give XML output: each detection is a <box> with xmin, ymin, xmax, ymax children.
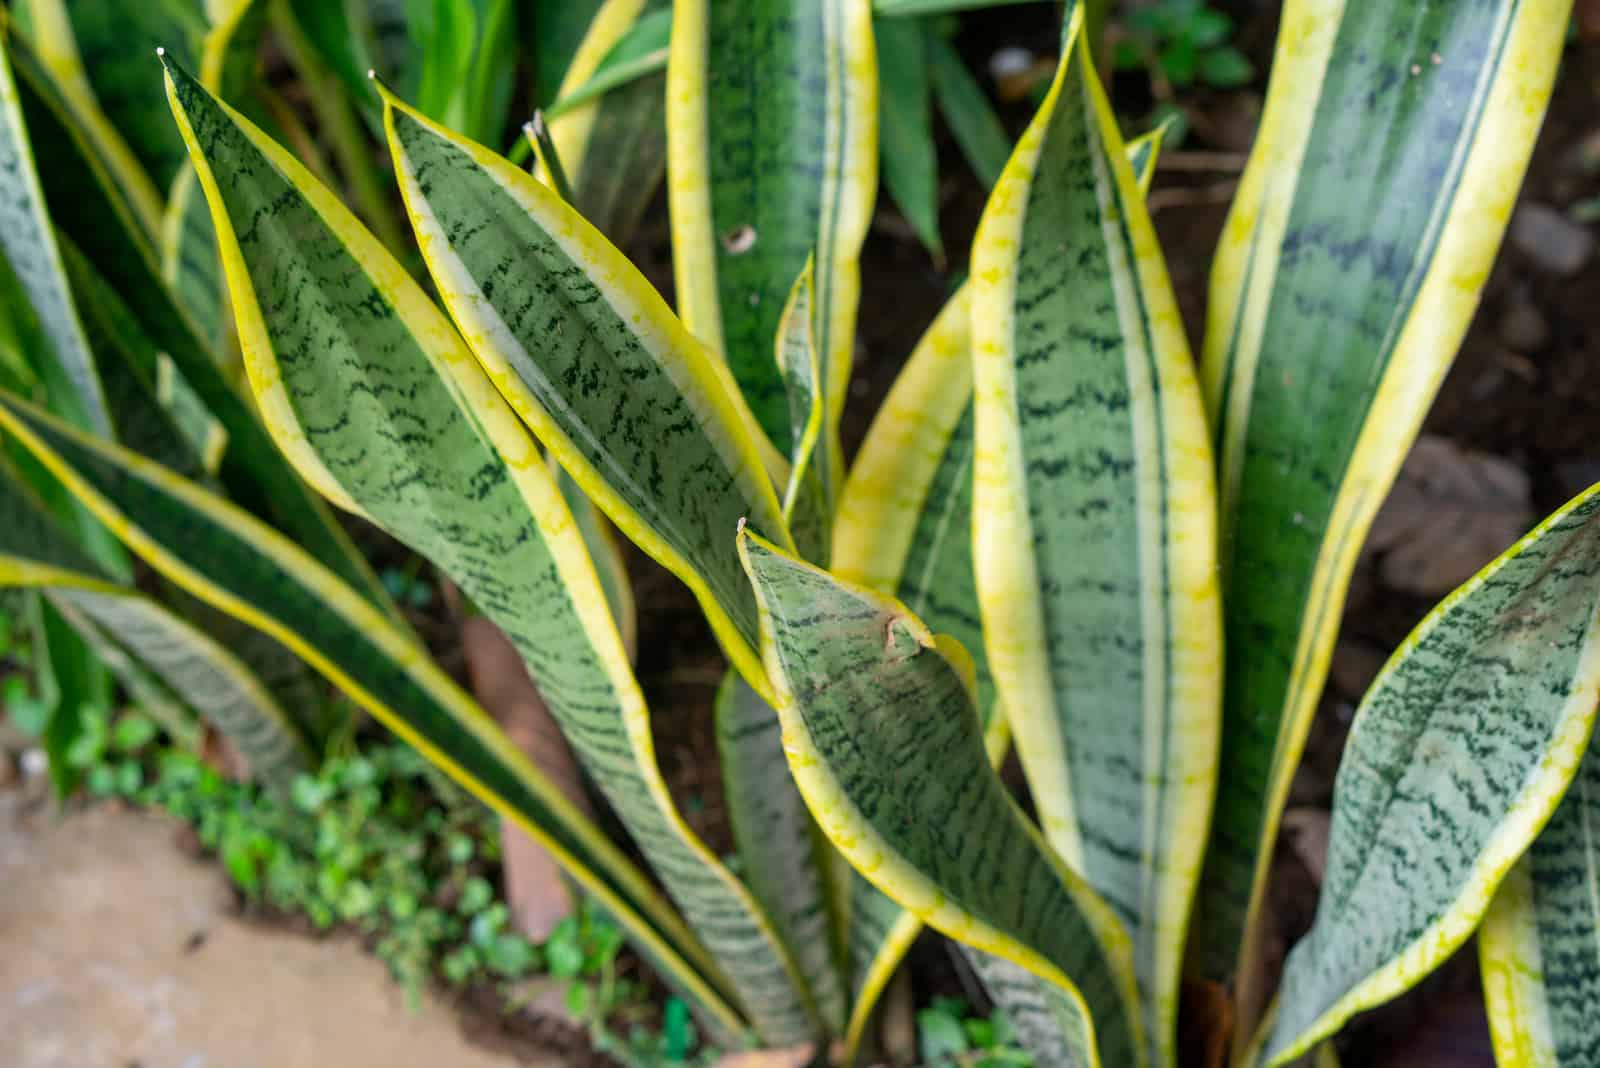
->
<box><xmin>0</xmin><ymin>0</ymin><xmax>1588</xmax><ymax>1065</ymax></box>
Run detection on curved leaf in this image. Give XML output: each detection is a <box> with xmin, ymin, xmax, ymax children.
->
<box><xmin>739</xmin><ymin>528</ymin><xmax>1144</xmax><ymax>1068</ymax></box>
<box><xmin>5</xmin><ymin>34</ymin><xmax>395</xmax><ymax>616</ymax></box>
<box><xmin>0</xmin><ymin>23</ymin><xmax>108</xmax><ymax>434</ymax></box>
<box><xmin>164</xmin><ymin>59</ymin><xmax>816</xmax><ymax>1045</ymax></box>
<box><xmin>380</xmin><ymin>87</ymin><xmax>790</xmax><ymax>702</ymax></box>
<box><xmin>1479</xmin><ymin>698</ymin><xmax>1600</xmax><ymax>1067</ymax></box>
<box><xmin>540</xmin><ymin>0</ymin><xmax>670</xmax><ymax>245</ymax></box>
<box><xmin>0</xmin><ymin>452</ymin><xmax>306</xmax><ymax>784</ymax></box>
<box><xmin>0</xmin><ymin>387</ymin><xmax>745</xmax><ymax>1040</ymax></box>
<box><xmin>969</xmin><ymin>19</ymin><xmax>1220</xmax><ymax>1066</ymax></box>
<box><xmin>1193</xmin><ymin>0</ymin><xmax>1573</xmax><ymax>1007</ymax></box>
<box><xmin>666</xmin><ymin>0</ymin><xmax>876</xmax><ymax>452</ymax></box>
<box><xmin>1260</xmin><ymin>486</ymin><xmax>1600</xmax><ymax>1064</ymax></box>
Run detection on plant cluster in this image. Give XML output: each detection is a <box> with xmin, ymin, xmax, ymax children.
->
<box><xmin>0</xmin><ymin>2</ymin><xmax>1588</xmax><ymax>1068</ymax></box>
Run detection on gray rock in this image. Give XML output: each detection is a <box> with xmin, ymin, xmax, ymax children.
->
<box><xmin>1509</xmin><ymin>202</ymin><xmax>1594</xmax><ymax>276</ymax></box>
<box><xmin>1498</xmin><ymin>292</ymin><xmax>1551</xmax><ymax>351</ymax></box>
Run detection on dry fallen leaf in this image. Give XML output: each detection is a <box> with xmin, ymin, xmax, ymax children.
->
<box><xmin>1365</xmin><ymin>436</ymin><xmax>1532</xmax><ymax>597</ymax></box>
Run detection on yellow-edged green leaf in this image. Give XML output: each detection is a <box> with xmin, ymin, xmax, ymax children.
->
<box><xmin>164</xmin><ymin>59</ymin><xmax>820</xmax><ymax>1044</ymax></box>
<box><xmin>827</xmin><ymin>129</ymin><xmax>1164</xmax><ymax>1057</ymax></box>
<box><xmin>969</xmin><ymin>18</ymin><xmax>1219</xmax><ymax>1067</ymax></box>
<box><xmin>1194</xmin><ymin>0</ymin><xmax>1573</xmax><ymax>1011</ymax></box>
<box><xmin>0</xmin><ymin>386</ymin><xmax>746</xmax><ymax>1040</ymax></box>
<box><xmin>666</xmin><ymin>0</ymin><xmax>876</xmax><ymax>453</ymax></box>
<box><xmin>773</xmin><ymin>259</ymin><xmax>833</xmax><ymax>564</ymax></box>
<box><xmin>4</xmin><ymin>32</ymin><xmax>395</xmax><ymax>616</ymax></box>
<box><xmin>554</xmin><ymin>460</ymin><xmax>638</xmax><ymax>657</ymax></box>
<box><xmin>1259</xmin><ymin>486</ymin><xmax>1600</xmax><ymax>1065</ymax></box>
<box><xmin>715</xmin><ymin>671</ymin><xmax>848</xmax><ymax>1037</ymax></box>
<box><xmin>0</xmin><ymin>454</ymin><xmax>307</xmax><ymax>785</ymax></box>
<box><xmin>738</xmin><ymin>528</ymin><xmax>1144</xmax><ymax>1068</ymax></box>
<box><xmin>0</xmin><ymin>23</ymin><xmax>108</xmax><ymax>434</ymax></box>
<box><xmin>539</xmin><ymin>0</ymin><xmax>671</xmax><ymax>246</ymax></box>
<box><xmin>545</xmin><ymin>4</ymin><xmax>670</xmax><ymax>120</ymax></box>
<box><xmin>1480</xmin><ymin>756</ymin><xmax>1600</xmax><ymax>1068</ymax></box>
<box><xmin>379</xmin><ymin>87</ymin><xmax>791</xmax><ymax>703</ymax></box>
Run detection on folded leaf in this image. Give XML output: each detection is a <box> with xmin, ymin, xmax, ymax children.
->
<box><xmin>666</xmin><ymin>0</ymin><xmax>876</xmax><ymax>452</ymax></box>
<box><xmin>1478</xmin><ymin>677</ymin><xmax>1600</xmax><ymax>1068</ymax></box>
<box><xmin>1194</xmin><ymin>0</ymin><xmax>1573</xmax><ymax>1011</ymax></box>
<box><xmin>0</xmin><ymin>387</ymin><xmax>744</xmax><ymax>1039</ymax></box>
<box><xmin>773</xmin><ymin>260</ymin><xmax>833</xmax><ymax>564</ymax></box>
<box><xmin>0</xmin><ymin>23</ymin><xmax>108</xmax><ymax>434</ymax></box>
<box><xmin>380</xmin><ymin>87</ymin><xmax>790</xmax><ymax>701</ymax></box>
<box><xmin>165</xmin><ymin>59</ymin><xmax>818</xmax><ymax>1044</ymax></box>
<box><xmin>740</xmin><ymin>529</ymin><xmax>1144</xmax><ymax>1068</ymax></box>
<box><xmin>969</xmin><ymin>18</ymin><xmax>1219</xmax><ymax>1066</ymax></box>
<box><xmin>6</xmin><ymin>34</ymin><xmax>395</xmax><ymax>616</ymax></box>
<box><xmin>1261</xmin><ymin>485</ymin><xmax>1600</xmax><ymax>1064</ymax></box>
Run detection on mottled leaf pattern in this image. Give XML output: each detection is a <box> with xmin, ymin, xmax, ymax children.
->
<box><xmin>1262</xmin><ymin>487</ymin><xmax>1600</xmax><ymax>1064</ymax></box>
<box><xmin>1481</xmin><ymin>729</ymin><xmax>1600</xmax><ymax>1068</ymax></box>
<box><xmin>0</xmin><ymin>26</ymin><xmax>107</xmax><ymax>433</ymax></box>
<box><xmin>666</xmin><ymin>0</ymin><xmax>875</xmax><ymax>451</ymax></box>
<box><xmin>969</xmin><ymin>22</ymin><xmax>1219</xmax><ymax>1067</ymax></box>
<box><xmin>1194</xmin><ymin>0</ymin><xmax>1573</xmax><ymax>1000</ymax></box>
<box><xmin>0</xmin><ymin>388</ymin><xmax>741</xmax><ymax>1038</ymax></box>
<box><xmin>167</xmin><ymin>61</ymin><xmax>819</xmax><ymax>1045</ymax></box>
<box><xmin>740</xmin><ymin>529</ymin><xmax>1144</xmax><ymax>1068</ymax></box>
<box><xmin>381</xmin><ymin>92</ymin><xmax>789</xmax><ymax>701</ymax></box>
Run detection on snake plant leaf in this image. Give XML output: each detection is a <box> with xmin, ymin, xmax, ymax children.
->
<box><xmin>529</xmin><ymin>0</ymin><xmax>606</xmax><ymax>107</ymax></box>
<box><xmin>545</xmin><ymin>5</ymin><xmax>670</xmax><ymax>120</ymax></box>
<box><xmin>59</xmin><ymin>236</ymin><xmax>217</xmax><ymax>480</ymax></box>
<box><xmin>716</xmin><ymin>671</ymin><xmax>848</xmax><ymax>1037</ymax></box>
<box><xmin>539</xmin><ymin>0</ymin><xmax>671</xmax><ymax>246</ymax></box>
<box><xmin>1194</xmin><ymin>0</ymin><xmax>1573</xmax><ymax>1009</ymax></box>
<box><xmin>555</xmin><ymin>461</ymin><xmax>638</xmax><ymax>657</ymax></box>
<box><xmin>165</xmin><ymin>60</ymin><xmax>819</xmax><ymax>1044</ymax></box>
<box><xmin>927</xmin><ymin>30</ymin><xmax>1008</xmax><ymax>191</ymax></box>
<box><xmin>739</xmin><ymin>528</ymin><xmax>1145</xmax><ymax>1068</ymax></box>
<box><xmin>1258</xmin><ymin>486</ymin><xmax>1600</xmax><ymax>1065</ymax></box>
<box><xmin>666</xmin><ymin>0</ymin><xmax>876</xmax><ymax>452</ymax></box>
<box><xmin>874</xmin><ymin>0</ymin><xmax>1048</xmax><ymax>13</ymax></box>
<box><xmin>828</xmin><ymin>132</ymin><xmax>1163</xmax><ymax>1057</ymax></box>
<box><xmin>0</xmin><ymin>454</ymin><xmax>309</xmax><ymax>786</ymax></box>
<box><xmin>875</xmin><ymin>16</ymin><xmax>941</xmax><ymax>260</ymax></box>
<box><xmin>969</xmin><ymin>18</ymin><xmax>1220</xmax><ymax>1066</ymax></box>
<box><xmin>0</xmin><ymin>24</ymin><xmax>108</xmax><ymax>435</ymax></box>
<box><xmin>0</xmin><ymin>386</ymin><xmax>748</xmax><ymax>1040</ymax></box>
<box><xmin>380</xmin><ymin>88</ymin><xmax>792</xmax><ymax>703</ymax></box>
<box><xmin>8</xmin><ymin>0</ymin><xmax>167</xmax><ymax>235</ymax></box>
<box><xmin>5</xmin><ymin>35</ymin><xmax>395</xmax><ymax>617</ymax></box>
<box><xmin>1480</xmin><ymin>724</ymin><xmax>1600</xmax><ymax>1068</ymax></box>
<box><xmin>14</xmin><ymin>0</ymin><xmax>206</xmax><ymax>195</ymax></box>
<box><xmin>773</xmin><ymin>260</ymin><xmax>834</xmax><ymax>564</ymax></box>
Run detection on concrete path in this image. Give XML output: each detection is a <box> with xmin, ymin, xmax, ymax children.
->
<box><xmin>0</xmin><ymin>788</ymin><xmax>553</xmax><ymax>1068</ymax></box>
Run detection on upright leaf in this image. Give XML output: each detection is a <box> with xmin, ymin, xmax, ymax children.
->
<box><xmin>0</xmin><ymin>24</ymin><xmax>108</xmax><ymax>434</ymax></box>
<box><xmin>969</xmin><ymin>17</ymin><xmax>1219</xmax><ymax>1066</ymax></box>
<box><xmin>5</xmin><ymin>34</ymin><xmax>396</xmax><ymax>616</ymax></box>
<box><xmin>166</xmin><ymin>60</ymin><xmax>818</xmax><ymax>1044</ymax></box>
<box><xmin>0</xmin><ymin>388</ymin><xmax>744</xmax><ymax>1040</ymax></box>
<box><xmin>381</xmin><ymin>87</ymin><xmax>791</xmax><ymax>701</ymax></box>
<box><xmin>666</xmin><ymin>0</ymin><xmax>876</xmax><ymax>452</ymax></box>
<box><xmin>1260</xmin><ymin>486</ymin><xmax>1600</xmax><ymax>1065</ymax></box>
<box><xmin>740</xmin><ymin>529</ymin><xmax>1144</xmax><ymax>1068</ymax></box>
<box><xmin>539</xmin><ymin>0</ymin><xmax>671</xmax><ymax>245</ymax></box>
<box><xmin>927</xmin><ymin>31</ymin><xmax>1008</xmax><ymax>190</ymax></box>
<box><xmin>874</xmin><ymin>16</ymin><xmax>941</xmax><ymax>259</ymax></box>
<box><xmin>1194</xmin><ymin>0</ymin><xmax>1574</xmax><ymax>1017</ymax></box>
<box><xmin>1480</xmin><ymin>731</ymin><xmax>1600</xmax><ymax>1068</ymax></box>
